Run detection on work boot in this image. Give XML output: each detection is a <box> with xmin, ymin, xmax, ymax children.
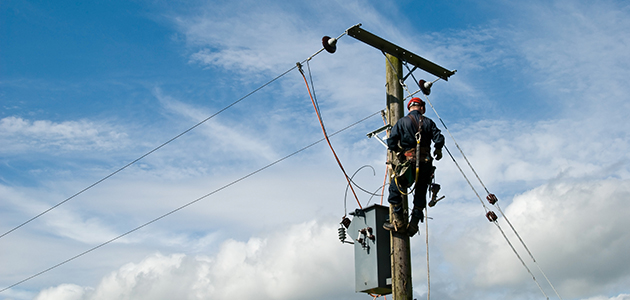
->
<box><xmin>407</xmin><ymin>217</ymin><xmax>420</xmax><ymax>237</ymax></box>
<box><xmin>407</xmin><ymin>208</ymin><xmax>424</xmax><ymax>237</ymax></box>
<box><xmin>383</xmin><ymin>211</ymin><xmax>406</xmax><ymax>232</ymax></box>
<box><xmin>382</xmin><ymin>221</ymin><xmax>396</xmax><ymax>231</ymax></box>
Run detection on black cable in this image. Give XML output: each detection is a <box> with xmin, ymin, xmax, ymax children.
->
<box><xmin>343</xmin><ymin>165</ymin><xmax>377</xmax><ymax>215</ymax></box>
<box><xmin>0</xmin><ymin>65</ymin><xmax>298</xmax><ymax>241</ymax></box>
<box><xmin>344</xmin><ymin>165</ymin><xmax>384</xmax><ymax>199</ymax></box>
<box><xmin>0</xmin><ymin>110</ymin><xmax>382</xmax><ymax>293</ymax></box>
<box><xmin>1</xmin><ymin>24</ymin><xmax>353</xmax><ymax>242</ymax></box>
<box><xmin>364</xmin><ymin>183</ymin><xmax>389</xmax><ymax>207</ymax></box>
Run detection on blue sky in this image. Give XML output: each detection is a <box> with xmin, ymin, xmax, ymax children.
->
<box><xmin>2</xmin><ymin>0</ymin><xmax>630</xmax><ymax>300</ymax></box>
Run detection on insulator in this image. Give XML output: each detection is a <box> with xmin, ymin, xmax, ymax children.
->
<box><xmin>486</xmin><ymin>211</ymin><xmax>498</xmax><ymax>222</ymax></box>
<box><xmin>419</xmin><ymin>79</ymin><xmax>432</xmax><ymax>95</ymax></box>
<box><xmin>322</xmin><ymin>36</ymin><xmax>337</xmax><ymax>53</ymax></box>
<box><xmin>487</xmin><ymin>194</ymin><xmax>498</xmax><ymax>205</ymax></box>
<box><xmin>368</xmin><ymin>234</ymin><xmax>375</xmax><ymax>241</ymax></box>
<box><xmin>366</xmin><ymin>227</ymin><xmax>373</xmax><ymax>234</ymax></box>
<box><xmin>338</xmin><ymin>226</ymin><xmax>347</xmax><ymax>243</ymax></box>
<box><xmin>341</xmin><ymin>216</ymin><xmax>351</xmax><ymax>228</ymax></box>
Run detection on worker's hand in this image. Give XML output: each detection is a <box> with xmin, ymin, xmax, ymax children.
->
<box><xmin>433</xmin><ymin>148</ymin><xmax>443</xmax><ymax>161</ymax></box>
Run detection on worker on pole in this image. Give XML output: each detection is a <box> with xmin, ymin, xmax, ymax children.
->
<box><xmin>384</xmin><ymin>97</ymin><xmax>444</xmax><ymax>237</ymax></box>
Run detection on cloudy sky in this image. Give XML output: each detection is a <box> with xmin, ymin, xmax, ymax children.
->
<box><xmin>2</xmin><ymin>0</ymin><xmax>630</xmax><ymax>299</ymax></box>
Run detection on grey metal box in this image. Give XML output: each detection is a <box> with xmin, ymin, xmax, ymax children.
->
<box><xmin>348</xmin><ymin>204</ymin><xmax>392</xmax><ymax>295</ymax></box>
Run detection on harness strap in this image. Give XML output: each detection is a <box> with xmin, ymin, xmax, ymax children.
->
<box><xmin>408</xmin><ymin>114</ymin><xmax>423</xmax><ymax>136</ymax></box>
<box><xmin>392</xmin><ymin>113</ymin><xmax>427</xmax><ymax>194</ymax></box>
<box><xmin>408</xmin><ymin>113</ymin><xmax>424</xmax><ymax>186</ymax></box>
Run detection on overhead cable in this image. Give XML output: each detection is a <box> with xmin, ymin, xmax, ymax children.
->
<box><xmin>0</xmin><ymin>110</ymin><xmax>382</xmax><ymax>293</ymax></box>
<box><xmin>0</xmin><ymin>67</ymin><xmax>297</xmax><ymax>242</ymax></box>
<box><xmin>297</xmin><ymin>60</ymin><xmax>362</xmax><ymax>211</ymax></box>
<box><xmin>0</xmin><ymin>24</ymin><xmax>352</xmax><ymax>242</ymax></box>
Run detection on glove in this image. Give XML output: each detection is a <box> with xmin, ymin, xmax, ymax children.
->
<box><xmin>433</xmin><ymin>148</ymin><xmax>443</xmax><ymax>160</ymax></box>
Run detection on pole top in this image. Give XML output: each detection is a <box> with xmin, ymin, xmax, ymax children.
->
<box><xmin>347</xmin><ymin>25</ymin><xmax>455</xmax><ymax>81</ymax></box>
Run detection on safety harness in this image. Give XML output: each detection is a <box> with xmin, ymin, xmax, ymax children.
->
<box><xmin>393</xmin><ymin>113</ymin><xmax>428</xmax><ymax>194</ymax></box>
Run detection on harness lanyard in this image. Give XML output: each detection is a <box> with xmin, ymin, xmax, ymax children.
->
<box><xmin>393</xmin><ymin>113</ymin><xmax>424</xmax><ymax>196</ymax></box>
<box><xmin>413</xmin><ymin>114</ymin><xmax>423</xmax><ymax>185</ymax></box>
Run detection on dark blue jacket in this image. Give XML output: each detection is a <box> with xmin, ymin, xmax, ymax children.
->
<box><xmin>387</xmin><ymin>110</ymin><xmax>444</xmax><ymax>152</ymax></box>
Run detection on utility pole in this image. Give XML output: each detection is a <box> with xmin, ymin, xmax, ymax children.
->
<box><xmin>385</xmin><ymin>53</ymin><xmax>413</xmax><ymax>300</ymax></box>
<box><xmin>343</xmin><ymin>24</ymin><xmax>455</xmax><ymax>300</ymax></box>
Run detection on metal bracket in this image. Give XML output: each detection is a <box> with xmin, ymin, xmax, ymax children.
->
<box><xmin>367</xmin><ymin>124</ymin><xmax>391</xmax><ymax>148</ymax></box>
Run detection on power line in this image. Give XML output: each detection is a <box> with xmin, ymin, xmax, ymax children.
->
<box><xmin>0</xmin><ymin>67</ymin><xmax>296</xmax><ymax>241</ymax></box>
<box><xmin>400</xmin><ymin>65</ymin><xmax>560</xmax><ymax>299</ymax></box>
<box><xmin>298</xmin><ymin>61</ymin><xmax>362</xmax><ymax>210</ymax></box>
<box><xmin>0</xmin><ymin>110</ymin><xmax>382</xmax><ymax>293</ymax></box>
<box><xmin>0</xmin><ymin>36</ymin><xmax>350</xmax><ymax>241</ymax></box>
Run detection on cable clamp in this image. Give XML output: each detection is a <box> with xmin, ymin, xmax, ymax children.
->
<box><xmin>399</xmin><ymin>79</ymin><xmax>408</xmax><ymax>89</ymax></box>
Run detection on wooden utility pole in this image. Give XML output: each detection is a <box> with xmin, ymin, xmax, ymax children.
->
<box><xmin>345</xmin><ymin>24</ymin><xmax>454</xmax><ymax>300</ymax></box>
<box><xmin>385</xmin><ymin>53</ymin><xmax>413</xmax><ymax>300</ymax></box>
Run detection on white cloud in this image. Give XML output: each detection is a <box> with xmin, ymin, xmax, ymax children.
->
<box><xmin>34</xmin><ymin>284</ymin><xmax>92</xmax><ymax>300</ymax></box>
<box><xmin>178</xmin><ymin>1</ymin><xmax>316</xmax><ymax>74</ymax></box>
<box><xmin>0</xmin><ymin>116</ymin><xmax>128</xmax><ymax>153</ymax></box>
<box><xmin>583</xmin><ymin>294</ymin><xmax>630</xmax><ymax>300</ymax></box>
<box><xmin>441</xmin><ymin>178</ymin><xmax>630</xmax><ymax>299</ymax></box>
<box><xmin>5</xmin><ymin>1</ymin><xmax>630</xmax><ymax>300</ymax></box>
<box><xmin>515</xmin><ymin>1</ymin><xmax>630</xmax><ymax>92</ymax></box>
<box><xmin>33</xmin><ymin>220</ymin><xmax>357</xmax><ymax>300</ymax></box>
<box><xmin>42</xmin><ymin>209</ymin><xmax>121</xmax><ymax>245</ymax></box>
<box><xmin>152</xmin><ymin>87</ymin><xmax>280</xmax><ymax>162</ymax></box>
<box><xmin>497</xmin><ymin>0</ymin><xmax>630</xmax><ymax>124</ymax></box>
<box><xmin>170</xmin><ymin>0</ymin><xmax>390</xmax><ymax>125</ymax></box>
<box><xmin>425</xmin><ymin>0</ymin><xmax>630</xmax><ymax>200</ymax></box>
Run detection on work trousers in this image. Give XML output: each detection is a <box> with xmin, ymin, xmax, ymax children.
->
<box><xmin>388</xmin><ymin>160</ymin><xmax>434</xmax><ymax>219</ymax></box>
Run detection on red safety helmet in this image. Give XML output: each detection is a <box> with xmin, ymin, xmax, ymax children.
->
<box><xmin>407</xmin><ymin>97</ymin><xmax>425</xmax><ymax>110</ymax></box>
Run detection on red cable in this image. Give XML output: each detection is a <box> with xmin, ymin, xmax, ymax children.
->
<box><xmin>298</xmin><ymin>65</ymin><xmax>362</xmax><ymax>209</ymax></box>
